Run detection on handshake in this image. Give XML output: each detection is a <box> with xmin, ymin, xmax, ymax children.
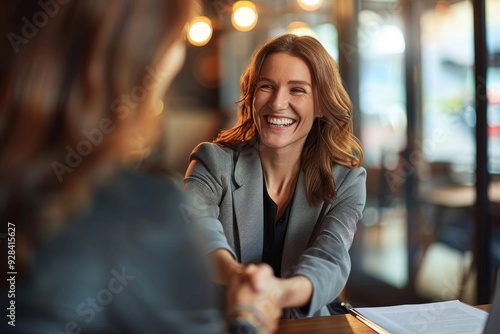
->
<box><xmin>226</xmin><ymin>263</ymin><xmax>283</xmax><ymax>334</ymax></box>
<box><xmin>213</xmin><ymin>249</ymin><xmax>313</xmax><ymax>334</ymax></box>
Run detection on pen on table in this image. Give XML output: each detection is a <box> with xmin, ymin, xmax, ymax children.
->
<box><xmin>341</xmin><ymin>302</ymin><xmax>353</xmax><ymax>312</ymax></box>
<box><xmin>347</xmin><ymin>306</ymin><xmax>391</xmax><ymax>334</ymax></box>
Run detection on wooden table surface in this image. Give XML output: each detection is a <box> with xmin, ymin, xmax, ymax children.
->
<box><xmin>276</xmin><ymin>305</ymin><xmax>490</xmax><ymax>334</ymax></box>
<box><xmin>277</xmin><ymin>312</ymin><xmax>373</xmax><ymax>334</ymax></box>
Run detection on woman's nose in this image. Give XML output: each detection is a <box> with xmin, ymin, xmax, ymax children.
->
<box><xmin>269</xmin><ymin>89</ymin><xmax>288</xmax><ymax>111</ymax></box>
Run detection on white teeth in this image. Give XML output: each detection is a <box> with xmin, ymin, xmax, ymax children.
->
<box><xmin>267</xmin><ymin>116</ymin><xmax>294</xmax><ymax>126</ymax></box>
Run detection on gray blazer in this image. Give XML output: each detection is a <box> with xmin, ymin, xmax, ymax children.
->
<box><xmin>184</xmin><ymin>142</ymin><xmax>366</xmax><ymax>317</ymax></box>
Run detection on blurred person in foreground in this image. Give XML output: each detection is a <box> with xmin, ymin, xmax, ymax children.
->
<box><xmin>0</xmin><ymin>1</ymin><xmax>280</xmax><ymax>333</ymax></box>
<box><xmin>185</xmin><ymin>34</ymin><xmax>366</xmax><ymax>318</ymax></box>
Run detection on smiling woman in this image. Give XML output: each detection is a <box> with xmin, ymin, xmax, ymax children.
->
<box><xmin>184</xmin><ymin>34</ymin><xmax>366</xmax><ymax>319</ymax></box>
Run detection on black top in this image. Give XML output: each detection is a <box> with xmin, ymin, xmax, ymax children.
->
<box><xmin>262</xmin><ymin>182</ymin><xmax>292</xmax><ymax>277</ymax></box>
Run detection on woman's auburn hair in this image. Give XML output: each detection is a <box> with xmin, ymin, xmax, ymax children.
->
<box><xmin>214</xmin><ymin>34</ymin><xmax>364</xmax><ymax>207</ymax></box>
<box><xmin>0</xmin><ymin>0</ymin><xmax>191</xmax><ymax>228</ymax></box>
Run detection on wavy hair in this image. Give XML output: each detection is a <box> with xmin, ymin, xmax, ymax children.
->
<box><xmin>214</xmin><ymin>34</ymin><xmax>363</xmax><ymax>206</ymax></box>
<box><xmin>0</xmin><ymin>0</ymin><xmax>192</xmax><ymax>243</ymax></box>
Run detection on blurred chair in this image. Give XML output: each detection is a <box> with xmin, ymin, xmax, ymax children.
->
<box><xmin>418</xmin><ymin>162</ymin><xmax>500</xmax><ymax>300</ymax></box>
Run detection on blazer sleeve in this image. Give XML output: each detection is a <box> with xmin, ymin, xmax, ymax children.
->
<box><xmin>293</xmin><ymin>166</ymin><xmax>366</xmax><ymax>317</ymax></box>
<box><xmin>183</xmin><ymin>142</ymin><xmax>238</xmax><ymax>260</ymax></box>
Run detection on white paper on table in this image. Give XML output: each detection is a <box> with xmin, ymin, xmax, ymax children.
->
<box><xmin>353</xmin><ymin>300</ymin><xmax>489</xmax><ymax>334</ymax></box>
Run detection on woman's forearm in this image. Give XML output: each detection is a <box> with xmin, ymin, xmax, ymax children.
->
<box><xmin>211</xmin><ymin>248</ymin><xmax>243</xmax><ymax>285</ymax></box>
<box><xmin>277</xmin><ymin>275</ymin><xmax>313</xmax><ymax>309</ymax></box>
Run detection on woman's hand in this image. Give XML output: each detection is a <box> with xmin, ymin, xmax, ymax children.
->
<box><xmin>241</xmin><ymin>264</ymin><xmax>313</xmax><ymax>310</ymax></box>
<box><xmin>227</xmin><ymin>263</ymin><xmax>282</xmax><ymax>333</ymax></box>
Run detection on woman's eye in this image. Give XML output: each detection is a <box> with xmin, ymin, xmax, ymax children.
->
<box><xmin>291</xmin><ymin>88</ymin><xmax>305</xmax><ymax>93</ymax></box>
<box><xmin>259</xmin><ymin>84</ymin><xmax>272</xmax><ymax>90</ymax></box>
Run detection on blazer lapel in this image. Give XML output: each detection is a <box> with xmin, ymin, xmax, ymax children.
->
<box><xmin>233</xmin><ymin>145</ymin><xmax>264</xmax><ymax>264</ymax></box>
<box><xmin>281</xmin><ymin>171</ymin><xmax>322</xmax><ymax>277</ymax></box>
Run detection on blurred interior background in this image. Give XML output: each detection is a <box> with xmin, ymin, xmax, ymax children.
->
<box><xmin>154</xmin><ymin>0</ymin><xmax>500</xmax><ymax>307</ymax></box>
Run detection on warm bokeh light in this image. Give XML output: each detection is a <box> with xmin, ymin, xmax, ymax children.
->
<box><xmin>231</xmin><ymin>1</ymin><xmax>258</xmax><ymax>32</ymax></box>
<box><xmin>286</xmin><ymin>21</ymin><xmax>318</xmax><ymax>38</ymax></box>
<box><xmin>297</xmin><ymin>0</ymin><xmax>323</xmax><ymax>11</ymax></box>
<box><xmin>187</xmin><ymin>16</ymin><xmax>213</xmax><ymax>47</ymax></box>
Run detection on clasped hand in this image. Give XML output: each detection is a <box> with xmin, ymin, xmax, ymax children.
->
<box><xmin>227</xmin><ymin>263</ymin><xmax>283</xmax><ymax>333</ymax></box>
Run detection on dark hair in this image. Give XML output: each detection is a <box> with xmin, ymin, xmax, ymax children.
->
<box><xmin>214</xmin><ymin>34</ymin><xmax>363</xmax><ymax>206</ymax></box>
<box><xmin>0</xmin><ymin>0</ymin><xmax>192</xmax><ymax>262</ymax></box>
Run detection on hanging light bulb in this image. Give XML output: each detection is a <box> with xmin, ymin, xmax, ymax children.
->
<box><xmin>231</xmin><ymin>1</ymin><xmax>258</xmax><ymax>32</ymax></box>
<box><xmin>187</xmin><ymin>16</ymin><xmax>213</xmax><ymax>47</ymax></box>
<box><xmin>297</xmin><ymin>0</ymin><xmax>323</xmax><ymax>11</ymax></box>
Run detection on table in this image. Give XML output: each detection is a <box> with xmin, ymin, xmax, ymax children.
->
<box><xmin>277</xmin><ymin>313</ymin><xmax>373</xmax><ymax>334</ymax></box>
<box><xmin>276</xmin><ymin>305</ymin><xmax>490</xmax><ymax>334</ymax></box>
<box><xmin>419</xmin><ymin>181</ymin><xmax>500</xmax><ymax>208</ymax></box>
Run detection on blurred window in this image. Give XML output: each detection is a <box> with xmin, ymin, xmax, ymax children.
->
<box><xmin>359</xmin><ymin>9</ymin><xmax>406</xmax><ymax>169</ymax></box>
<box><xmin>421</xmin><ymin>0</ymin><xmax>500</xmax><ymax>178</ymax></box>
<box><xmin>356</xmin><ymin>3</ymin><xmax>408</xmax><ymax>289</ymax></box>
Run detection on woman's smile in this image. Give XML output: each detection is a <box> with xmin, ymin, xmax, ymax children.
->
<box><xmin>265</xmin><ymin>115</ymin><xmax>297</xmax><ymax>127</ymax></box>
